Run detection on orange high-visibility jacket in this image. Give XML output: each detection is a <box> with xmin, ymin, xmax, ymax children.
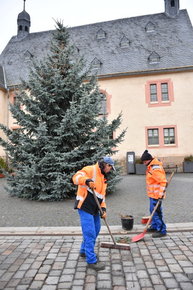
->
<box><xmin>146</xmin><ymin>158</ymin><xmax>167</xmax><ymax>199</ymax></box>
<box><xmin>72</xmin><ymin>162</ymin><xmax>107</xmax><ymax>211</ymax></box>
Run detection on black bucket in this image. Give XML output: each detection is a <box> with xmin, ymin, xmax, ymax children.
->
<box><xmin>121</xmin><ymin>215</ymin><xmax>134</xmax><ymax>231</ymax></box>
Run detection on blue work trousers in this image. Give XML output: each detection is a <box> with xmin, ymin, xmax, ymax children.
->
<box><xmin>78</xmin><ymin>209</ymin><xmax>101</xmax><ymax>264</ymax></box>
<box><xmin>149</xmin><ymin>198</ymin><xmax>167</xmax><ymax>234</ymax></box>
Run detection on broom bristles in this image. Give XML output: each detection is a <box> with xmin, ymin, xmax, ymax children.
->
<box><xmin>100</xmin><ymin>242</ymin><xmax>130</xmax><ymax>250</ymax></box>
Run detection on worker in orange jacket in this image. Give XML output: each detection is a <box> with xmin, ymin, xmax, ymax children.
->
<box><xmin>141</xmin><ymin>150</ymin><xmax>167</xmax><ymax>238</ymax></box>
<box><xmin>72</xmin><ymin>156</ymin><xmax>115</xmax><ymax>271</ymax></box>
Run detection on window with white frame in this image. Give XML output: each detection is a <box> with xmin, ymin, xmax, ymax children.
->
<box><xmin>146</xmin><ymin>79</ymin><xmax>173</xmax><ymax>107</ymax></box>
<box><xmin>164</xmin><ymin>128</ymin><xmax>175</xmax><ymax>144</ymax></box>
<box><xmin>161</xmin><ymin>83</ymin><xmax>169</xmax><ymax>101</ymax></box>
<box><xmin>148</xmin><ymin>128</ymin><xmax>159</xmax><ymax>145</ymax></box>
<box><xmin>150</xmin><ymin>84</ymin><xmax>158</xmax><ymax>102</ymax></box>
<box><xmin>147</xmin><ymin>126</ymin><xmax>177</xmax><ymax>147</ymax></box>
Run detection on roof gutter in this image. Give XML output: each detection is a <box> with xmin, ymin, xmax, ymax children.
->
<box><xmin>96</xmin><ymin>65</ymin><xmax>193</xmax><ymax>79</ymax></box>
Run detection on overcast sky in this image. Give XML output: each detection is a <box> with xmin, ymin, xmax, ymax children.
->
<box><xmin>0</xmin><ymin>0</ymin><xmax>193</xmax><ymax>54</ymax></box>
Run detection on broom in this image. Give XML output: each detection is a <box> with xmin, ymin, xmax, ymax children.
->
<box><xmin>91</xmin><ymin>189</ymin><xmax>130</xmax><ymax>250</ymax></box>
<box><xmin>132</xmin><ymin>171</ymin><xmax>174</xmax><ymax>243</ymax></box>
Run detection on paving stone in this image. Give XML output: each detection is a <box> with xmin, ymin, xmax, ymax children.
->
<box><xmin>139</xmin><ymin>278</ymin><xmax>152</xmax><ymax>287</ymax></box>
<box><xmin>16</xmin><ymin>286</ymin><xmax>29</xmax><ymax>290</ymax></box>
<box><xmin>13</xmin><ymin>271</ymin><xmax>25</xmax><ymax>279</ymax></box>
<box><xmin>84</xmin><ymin>283</ymin><xmax>96</xmax><ymax>290</ymax></box>
<box><xmin>0</xmin><ymin>281</ymin><xmax>8</xmax><ymax>289</ymax></box>
<box><xmin>168</xmin><ymin>263</ymin><xmax>183</xmax><ymax>273</ymax></box>
<box><xmin>126</xmin><ymin>281</ymin><xmax>141</xmax><ymax>289</ymax></box>
<box><xmin>57</xmin><ymin>282</ymin><xmax>72</xmax><ymax>289</ymax></box>
<box><xmin>0</xmin><ymin>223</ymin><xmax>193</xmax><ymax>289</ymax></box>
<box><xmin>45</xmin><ymin>276</ymin><xmax>59</xmax><ymax>285</ymax></box>
<box><xmin>41</xmin><ymin>286</ymin><xmax>56</xmax><ymax>290</ymax></box>
<box><xmin>160</xmin><ymin>271</ymin><xmax>174</xmax><ymax>279</ymax></box>
<box><xmin>29</xmin><ymin>280</ymin><xmax>44</xmax><ymax>289</ymax></box>
<box><xmin>163</xmin><ymin>278</ymin><xmax>179</xmax><ymax>288</ymax></box>
<box><xmin>72</xmin><ymin>279</ymin><xmax>85</xmax><ymax>286</ymax></box>
<box><xmin>7</xmin><ymin>280</ymin><xmax>20</xmax><ymax>289</ymax></box>
<box><xmin>34</xmin><ymin>273</ymin><xmax>47</xmax><ymax>280</ymax></box>
<box><xmin>59</xmin><ymin>274</ymin><xmax>74</xmax><ymax>282</ymax></box>
<box><xmin>180</xmin><ymin>282</ymin><xmax>193</xmax><ymax>290</ymax></box>
<box><xmin>174</xmin><ymin>273</ymin><xmax>190</xmax><ymax>282</ymax></box>
<box><xmin>178</xmin><ymin>260</ymin><xmax>193</xmax><ymax>267</ymax></box>
<box><xmin>38</xmin><ymin>265</ymin><xmax>51</xmax><ymax>273</ymax></box>
<box><xmin>112</xmin><ymin>275</ymin><xmax>125</xmax><ymax>286</ymax></box>
<box><xmin>97</xmin><ymin>279</ymin><xmax>112</xmax><ymax>288</ymax></box>
<box><xmin>125</xmin><ymin>272</ymin><xmax>138</xmax><ymax>281</ymax></box>
<box><xmin>71</xmin><ymin>286</ymin><xmax>83</xmax><ymax>290</ymax></box>
<box><xmin>24</xmin><ymin>269</ymin><xmax>38</xmax><ymax>278</ymax></box>
<box><xmin>85</xmin><ymin>274</ymin><xmax>96</xmax><ymax>283</ymax></box>
<box><xmin>150</xmin><ymin>274</ymin><xmax>163</xmax><ymax>285</ymax></box>
<box><xmin>137</xmin><ymin>270</ymin><xmax>149</xmax><ymax>279</ymax></box>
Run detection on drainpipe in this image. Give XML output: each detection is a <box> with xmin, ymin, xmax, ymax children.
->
<box><xmin>2</xmin><ymin>65</ymin><xmax>9</xmax><ymax>164</ymax></box>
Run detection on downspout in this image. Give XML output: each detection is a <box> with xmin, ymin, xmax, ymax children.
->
<box><xmin>2</xmin><ymin>65</ymin><xmax>9</xmax><ymax>164</ymax></box>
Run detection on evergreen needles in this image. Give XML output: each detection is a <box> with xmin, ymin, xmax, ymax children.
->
<box><xmin>0</xmin><ymin>21</ymin><xmax>126</xmax><ymax>200</ymax></box>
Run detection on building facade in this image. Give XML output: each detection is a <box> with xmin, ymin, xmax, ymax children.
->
<box><xmin>1</xmin><ymin>0</ymin><xmax>193</xmax><ymax>169</ymax></box>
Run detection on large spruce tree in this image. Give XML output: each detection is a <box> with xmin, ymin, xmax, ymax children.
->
<box><xmin>0</xmin><ymin>22</ymin><xmax>126</xmax><ymax>200</ymax></box>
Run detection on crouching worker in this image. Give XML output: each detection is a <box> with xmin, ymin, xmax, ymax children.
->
<box><xmin>72</xmin><ymin>156</ymin><xmax>115</xmax><ymax>271</ymax></box>
<box><xmin>141</xmin><ymin>150</ymin><xmax>167</xmax><ymax>238</ymax></box>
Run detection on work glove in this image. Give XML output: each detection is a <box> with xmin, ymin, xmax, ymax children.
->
<box><xmin>85</xmin><ymin>179</ymin><xmax>96</xmax><ymax>190</ymax></box>
<box><xmin>100</xmin><ymin>208</ymin><xmax>106</xmax><ymax>219</ymax></box>
<box><xmin>159</xmin><ymin>190</ymin><xmax>166</xmax><ymax>199</ymax></box>
<box><xmin>159</xmin><ymin>195</ymin><xmax>164</xmax><ymax>200</ymax></box>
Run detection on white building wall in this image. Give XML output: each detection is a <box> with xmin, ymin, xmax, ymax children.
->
<box><xmin>99</xmin><ymin>70</ymin><xmax>193</xmax><ymax>162</ymax></box>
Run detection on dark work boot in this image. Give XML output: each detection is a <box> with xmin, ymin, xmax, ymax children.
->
<box><xmin>152</xmin><ymin>231</ymin><xmax>167</xmax><ymax>238</ymax></box>
<box><xmin>147</xmin><ymin>227</ymin><xmax>157</xmax><ymax>233</ymax></box>
<box><xmin>87</xmin><ymin>262</ymin><xmax>105</xmax><ymax>271</ymax></box>
<box><xmin>79</xmin><ymin>252</ymin><xmax>86</xmax><ymax>258</ymax></box>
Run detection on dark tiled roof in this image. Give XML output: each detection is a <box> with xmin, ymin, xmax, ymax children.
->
<box><xmin>1</xmin><ymin>9</ymin><xmax>193</xmax><ymax>87</ymax></box>
<box><xmin>0</xmin><ymin>65</ymin><xmax>5</xmax><ymax>88</ymax></box>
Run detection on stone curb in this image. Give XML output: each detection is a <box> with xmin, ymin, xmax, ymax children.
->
<box><xmin>0</xmin><ymin>222</ymin><xmax>193</xmax><ymax>236</ymax></box>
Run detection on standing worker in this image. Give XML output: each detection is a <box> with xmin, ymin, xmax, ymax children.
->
<box><xmin>72</xmin><ymin>156</ymin><xmax>115</xmax><ymax>271</ymax></box>
<box><xmin>141</xmin><ymin>150</ymin><xmax>167</xmax><ymax>238</ymax></box>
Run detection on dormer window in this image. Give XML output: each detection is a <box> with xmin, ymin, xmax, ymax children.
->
<box><xmin>91</xmin><ymin>57</ymin><xmax>102</xmax><ymax>70</ymax></box>
<box><xmin>120</xmin><ymin>36</ymin><xmax>130</xmax><ymax>48</ymax></box>
<box><xmin>145</xmin><ymin>22</ymin><xmax>156</xmax><ymax>33</ymax></box>
<box><xmin>24</xmin><ymin>50</ymin><xmax>33</xmax><ymax>61</ymax></box>
<box><xmin>75</xmin><ymin>46</ymin><xmax>80</xmax><ymax>53</ymax></box>
<box><xmin>148</xmin><ymin>52</ymin><xmax>160</xmax><ymax>64</ymax></box>
<box><xmin>96</xmin><ymin>29</ymin><xmax>106</xmax><ymax>40</ymax></box>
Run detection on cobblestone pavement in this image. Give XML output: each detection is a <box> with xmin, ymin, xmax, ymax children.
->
<box><xmin>0</xmin><ymin>231</ymin><xmax>193</xmax><ymax>290</ymax></box>
<box><xmin>0</xmin><ymin>173</ymin><xmax>193</xmax><ymax>289</ymax></box>
<box><xmin>0</xmin><ymin>173</ymin><xmax>193</xmax><ymax>227</ymax></box>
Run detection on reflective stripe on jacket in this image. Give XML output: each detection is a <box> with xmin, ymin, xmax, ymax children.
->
<box><xmin>72</xmin><ymin>163</ymin><xmax>107</xmax><ymax>213</ymax></box>
<box><xmin>146</xmin><ymin>158</ymin><xmax>167</xmax><ymax>199</ymax></box>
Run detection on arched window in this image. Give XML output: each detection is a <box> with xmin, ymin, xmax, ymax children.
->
<box><xmin>25</xmin><ymin>26</ymin><xmax>29</xmax><ymax>32</ymax></box>
<box><xmin>99</xmin><ymin>93</ymin><xmax>107</xmax><ymax>115</ymax></box>
<box><xmin>19</xmin><ymin>25</ymin><xmax>22</xmax><ymax>31</ymax></box>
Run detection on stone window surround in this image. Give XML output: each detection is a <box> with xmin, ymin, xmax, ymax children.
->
<box><xmin>145</xmin><ymin>78</ymin><xmax>174</xmax><ymax>107</ymax></box>
<box><xmin>145</xmin><ymin>125</ymin><xmax>178</xmax><ymax>148</ymax></box>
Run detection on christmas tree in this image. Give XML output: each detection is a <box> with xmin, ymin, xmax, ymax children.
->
<box><xmin>0</xmin><ymin>22</ymin><xmax>126</xmax><ymax>200</ymax></box>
